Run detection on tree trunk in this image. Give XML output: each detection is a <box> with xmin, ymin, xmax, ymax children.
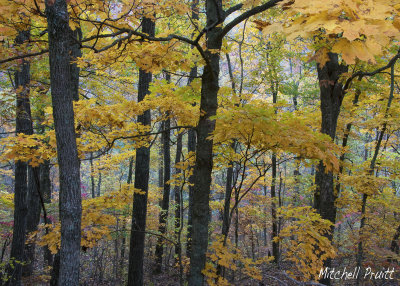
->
<box><xmin>22</xmin><ymin>166</ymin><xmax>41</xmax><ymax>277</ymax></box>
<box><xmin>40</xmin><ymin>161</ymin><xmax>51</xmax><ymax>204</ymax></box>
<box><xmin>271</xmin><ymin>154</ymin><xmax>279</xmax><ymax>263</ymax></box>
<box><xmin>40</xmin><ymin>160</ymin><xmax>53</xmax><ymax>267</ymax></box>
<box><xmin>50</xmin><ymin>253</ymin><xmax>60</xmax><ymax>286</ymax></box>
<box><xmin>174</xmin><ymin>132</ymin><xmax>183</xmax><ymax>262</ymax></box>
<box><xmin>6</xmin><ymin>29</ymin><xmax>31</xmax><ymax>286</ymax></box>
<box><xmin>127</xmin><ymin>17</ymin><xmax>155</xmax><ymax>286</ymax></box>
<box><xmin>70</xmin><ymin>28</ymin><xmax>82</xmax><ymax>101</ymax></box>
<box><xmin>120</xmin><ymin>157</ymin><xmax>133</xmax><ymax>278</ymax></box>
<box><xmin>186</xmin><ymin>0</ymin><xmax>199</xmax><ymax>258</ymax></box>
<box><xmin>221</xmin><ymin>162</ymin><xmax>234</xmax><ymax>240</ymax></box>
<box><xmin>271</xmin><ymin>89</ymin><xmax>279</xmax><ymax>263</ymax></box>
<box><xmin>97</xmin><ymin>172</ymin><xmax>102</xmax><ymax>197</ymax></box>
<box><xmin>90</xmin><ymin>153</ymin><xmax>95</xmax><ymax>198</ymax></box>
<box><xmin>186</xmin><ymin>78</ymin><xmax>197</xmax><ymax>259</ymax></box>
<box><xmin>314</xmin><ymin>53</ymin><xmax>347</xmax><ymax>286</ymax></box>
<box><xmin>46</xmin><ymin>0</ymin><xmax>82</xmax><ymax>284</ymax></box>
<box><xmin>188</xmin><ymin>1</ymin><xmax>222</xmax><ymax>284</ymax></box>
<box><xmin>155</xmin><ymin>118</ymin><xmax>171</xmax><ymax>273</ymax></box>
<box><xmin>216</xmin><ymin>147</ymin><xmax>234</xmax><ymax>278</ymax></box>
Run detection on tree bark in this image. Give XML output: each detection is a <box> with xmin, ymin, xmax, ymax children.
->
<box><xmin>271</xmin><ymin>89</ymin><xmax>279</xmax><ymax>263</ymax></box>
<box><xmin>70</xmin><ymin>28</ymin><xmax>82</xmax><ymax>101</ymax></box>
<box><xmin>6</xmin><ymin>29</ymin><xmax>31</xmax><ymax>286</ymax></box>
<box><xmin>188</xmin><ymin>1</ymin><xmax>222</xmax><ymax>284</ymax></box>
<box><xmin>22</xmin><ymin>166</ymin><xmax>41</xmax><ymax>277</ymax></box>
<box><xmin>40</xmin><ymin>161</ymin><xmax>53</xmax><ymax>267</ymax></box>
<box><xmin>97</xmin><ymin>172</ymin><xmax>102</xmax><ymax>197</ymax></box>
<box><xmin>221</xmin><ymin>162</ymin><xmax>234</xmax><ymax>240</ymax></box>
<box><xmin>174</xmin><ymin>132</ymin><xmax>183</xmax><ymax>261</ymax></box>
<box><xmin>155</xmin><ymin>118</ymin><xmax>171</xmax><ymax>273</ymax></box>
<box><xmin>186</xmin><ymin>74</ymin><xmax>197</xmax><ymax>259</ymax></box>
<box><xmin>271</xmin><ymin>154</ymin><xmax>279</xmax><ymax>263</ymax></box>
<box><xmin>120</xmin><ymin>157</ymin><xmax>133</xmax><ymax>278</ymax></box>
<box><xmin>186</xmin><ymin>0</ymin><xmax>199</xmax><ymax>258</ymax></box>
<box><xmin>314</xmin><ymin>53</ymin><xmax>347</xmax><ymax>285</ymax></box>
<box><xmin>90</xmin><ymin>153</ymin><xmax>95</xmax><ymax>198</ymax></box>
<box><xmin>40</xmin><ymin>161</ymin><xmax>51</xmax><ymax>204</ymax></box>
<box><xmin>127</xmin><ymin>17</ymin><xmax>155</xmax><ymax>286</ymax></box>
<box><xmin>46</xmin><ymin>0</ymin><xmax>82</xmax><ymax>284</ymax></box>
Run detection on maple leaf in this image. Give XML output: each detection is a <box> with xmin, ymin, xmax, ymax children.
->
<box><xmin>309</xmin><ymin>47</ymin><xmax>330</xmax><ymax>68</ymax></box>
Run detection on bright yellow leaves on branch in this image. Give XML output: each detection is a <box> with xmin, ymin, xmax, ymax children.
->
<box><xmin>203</xmin><ymin>236</ymin><xmax>271</xmax><ymax>286</ymax></box>
<box><xmin>213</xmin><ymin>98</ymin><xmax>341</xmax><ymax>173</ymax></box>
<box><xmin>38</xmin><ymin>185</ymin><xmax>136</xmax><ymax>253</ymax></box>
<box><xmin>0</xmin><ymin>80</ymin><xmax>199</xmax><ymax>167</ymax></box>
<box><xmin>1</xmin><ymin>133</ymin><xmax>55</xmax><ymax>167</ymax></box>
<box><xmin>260</xmin><ymin>0</ymin><xmax>400</xmax><ymax>65</ymax></box>
<box><xmin>341</xmin><ymin>172</ymin><xmax>389</xmax><ymax>196</ymax></box>
<box><xmin>276</xmin><ymin>206</ymin><xmax>336</xmax><ymax>281</ymax></box>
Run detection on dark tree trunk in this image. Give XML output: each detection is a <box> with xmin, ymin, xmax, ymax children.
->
<box><xmin>158</xmin><ymin>135</ymin><xmax>164</xmax><ymax>190</ymax></box>
<box><xmin>174</xmin><ymin>132</ymin><xmax>183</xmax><ymax>261</ymax></box>
<box><xmin>6</xmin><ymin>29</ymin><xmax>31</xmax><ymax>286</ymax></box>
<box><xmin>188</xmin><ymin>1</ymin><xmax>222</xmax><ymax>284</ymax></box>
<box><xmin>97</xmin><ymin>172</ymin><xmax>102</xmax><ymax>197</ymax></box>
<box><xmin>314</xmin><ymin>53</ymin><xmax>347</xmax><ymax>285</ymax></box>
<box><xmin>271</xmin><ymin>154</ymin><xmax>279</xmax><ymax>263</ymax></box>
<box><xmin>90</xmin><ymin>153</ymin><xmax>95</xmax><ymax>198</ymax></box>
<box><xmin>120</xmin><ymin>157</ymin><xmax>133</xmax><ymax>277</ymax></box>
<box><xmin>119</xmin><ymin>157</ymin><xmax>134</xmax><ymax>277</ymax></box>
<box><xmin>216</xmin><ymin>145</ymin><xmax>234</xmax><ymax>278</ymax></box>
<box><xmin>186</xmin><ymin>74</ymin><xmax>197</xmax><ymax>259</ymax></box>
<box><xmin>50</xmin><ymin>253</ymin><xmax>60</xmax><ymax>286</ymax></box>
<box><xmin>40</xmin><ymin>161</ymin><xmax>51</xmax><ymax>204</ymax></box>
<box><xmin>221</xmin><ymin>162</ymin><xmax>234</xmax><ymax>240</ymax></box>
<box><xmin>155</xmin><ymin>118</ymin><xmax>171</xmax><ymax>273</ymax></box>
<box><xmin>39</xmin><ymin>116</ymin><xmax>52</xmax><ymax>266</ymax></box>
<box><xmin>271</xmin><ymin>90</ymin><xmax>279</xmax><ymax>263</ymax></box>
<box><xmin>41</xmin><ymin>160</ymin><xmax>53</xmax><ymax>268</ymax></box>
<box><xmin>46</xmin><ymin>0</ymin><xmax>82</xmax><ymax>284</ymax></box>
<box><xmin>127</xmin><ymin>17</ymin><xmax>155</xmax><ymax>286</ymax></box>
<box><xmin>22</xmin><ymin>166</ymin><xmax>41</xmax><ymax>277</ymax></box>
<box><xmin>69</xmin><ymin>28</ymin><xmax>82</xmax><ymax>101</ymax></box>
<box><xmin>186</xmin><ymin>0</ymin><xmax>199</xmax><ymax>258</ymax></box>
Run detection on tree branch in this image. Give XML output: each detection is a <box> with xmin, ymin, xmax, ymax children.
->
<box><xmin>224</xmin><ymin>4</ymin><xmax>243</xmax><ymax>18</ymax></box>
<box><xmin>0</xmin><ymin>49</ymin><xmax>49</xmax><ymax>65</ymax></box>
<box><xmin>343</xmin><ymin>51</ymin><xmax>400</xmax><ymax>91</ymax></box>
<box><xmin>219</xmin><ymin>0</ymin><xmax>283</xmax><ymax>40</ymax></box>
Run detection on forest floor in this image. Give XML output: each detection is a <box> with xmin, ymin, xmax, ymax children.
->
<box><xmin>146</xmin><ymin>262</ymin><xmax>400</xmax><ymax>286</ymax></box>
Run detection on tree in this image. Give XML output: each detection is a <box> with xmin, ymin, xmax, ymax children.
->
<box><xmin>127</xmin><ymin>17</ymin><xmax>155</xmax><ymax>286</ymax></box>
<box><xmin>154</xmin><ymin>116</ymin><xmax>171</xmax><ymax>273</ymax></box>
<box><xmin>189</xmin><ymin>1</ymin><xmax>283</xmax><ymax>284</ymax></box>
<box><xmin>46</xmin><ymin>0</ymin><xmax>82</xmax><ymax>284</ymax></box>
<box><xmin>313</xmin><ymin>53</ymin><xmax>347</xmax><ymax>285</ymax></box>
<box><xmin>6</xmin><ymin>29</ymin><xmax>32</xmax><ymax>286</ymax></box>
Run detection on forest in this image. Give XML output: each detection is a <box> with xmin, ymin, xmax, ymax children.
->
<box><xmin>1</xmin><ymin>0</ymin><xmax>400</xmax><ymax>285</ymax></box>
